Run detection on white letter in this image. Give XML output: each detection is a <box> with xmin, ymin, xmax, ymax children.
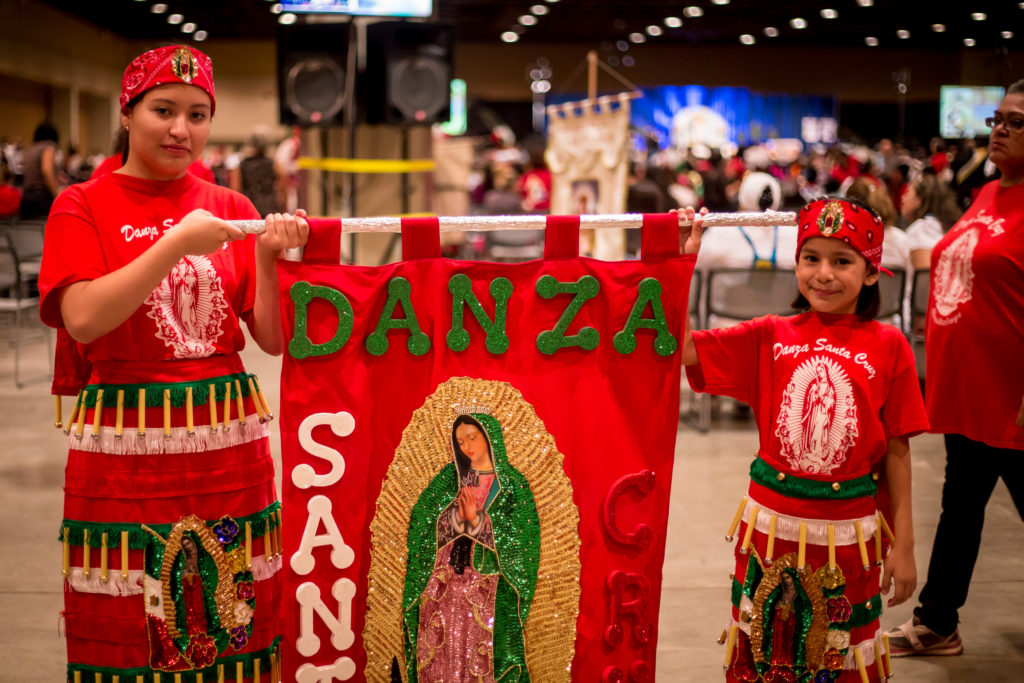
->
<box><xmin>295</xmin><ymin>657</ymin><xmax>357</xmax><ymax>683</ymax></box>
<box><xmin>295</xmin><ymin>578</ymin><xmax>357</xmax><ymax>656</ymax></box>
<box><xmin>290</xmin><ymin>495</ymin><xmax>355</xmax><ymax>575</ymax></box>
<box><xmin>292</xmin><ymin>411</ymin><xmax>355</xmax><ymax>489</ymax></box>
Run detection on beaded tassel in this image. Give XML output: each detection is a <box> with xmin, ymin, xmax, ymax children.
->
<box><xmin>138</xmin><ymin>676</ymin><xmax>145</xmax><ymax>683</ymax></box>
<box><xmin>163</xmin><ymin>389</ymin><xmax>172</xmax><ymax>439</ymax></box>
<box><xmin>879</xmin><ymin>512</ymin><xmax>895</xmax><ymax>544</ymax></box>
<box><xmin>249</xmin><ymin>377</ymin><xmax>267</xmax><ymax>422</ymax></box>
<box><xmin>64</xmin><ymin>390</ymin><xmax>82</xmax><ymax>435</ymax></box>
<box><xmin>256</xmin><ymin>379</ymin><xmax>273</xmax><ymax>420</ymax></box>
<box><xmin>726</xmin><ymin>496</ymin><xmax>748</xmax><ymax>542</ymax></box>
<box><xmin>855</xmin><ymin>521</ymin><xmax>871</xmax><ymax>570</ymax></box>
<box><xmin>716</xmin><ymin>628</ymin><xmax>728</xmax><ymax>644</ymax></box>
<box><xmin>54</xmin><ymin>394</ymin><xmax>62</xmax><ymax>429</ymax></box>
<box><xmin>874</xmin><ymin>527</ymin><xmax>884</xmax><ymax>567</ymax></box>
<box><xmin>223</xmin><ymin>381</ymin><xmax>232</xmax><ymax>432</ymax></box>
<box><xmin>236</xmin><ymin>660</ymin><xmax>244</xmax><ymax>682</ymax></box>
<box><xmin>115</xmin><ymin>389</ymin><xmax>125</xmax><ymax>438</ymax></box>
<box><xmin>218</xmin><ymin>664</ymin><xmax>225</xmax><ymax>683</ymax></box>
<box><xmin>100</xmin><ymin>532</ymin><xmax>109</xmax><ymax>583</ymax></box>
<box><xmin>254</xmin><ymin>657</ymin><xmax>261</xmax><ymax>683</ymax></box>
<box><xmin>723</xmin><ymin>623</ymin><xmax>738</xmax><ymax>669</ymax></box>
<box><xmin>797</xmin><ymin>522</ymin><xmax>807</xmax><ymax>571</ymax></box>
<box><xmin>245</xmin><ymin>521</ymin><xmax>252</xmax><ymax>570</ymax></box>
<box><xmin>739</xmin><ymin>504</ymin><xmax>759</xmax><ymax>554</ymax></box>
<box><xmin>137</xmin><ymin>389</ymin><xmax>146</xmax><ymax>438</ymax></box>
<box><xmin>74</xmin><ymin>671</ymin><xmax>81</xmax><ymax>683</ymax></box>
<box><xmin>186</xmin><ymin>386</ymin><xmax>195</xmax><ymax>436</ymax></box>
<box><xmin>197</xmin><ymin>674</ymin><xmax>203</xmax><ymax>683</ymax></box>
<box><xmin>827</xmin><ymin>524</ymin><xmax>837</xmax><ymax>571</ymax></box>
<box><xmin>275</xmin><ymin>509</ymin><xmax>284</xmax><ymax>557</ymax></box>
<box><xmin>96</xmin><ymin>673</ymin><xmax>102</xmax><ymax>683</ymax></box>
<box><xmin>121</xmin><ymin>531</ymin><xmax>129</xmax><ymax>581</ymax></box>
<box><xmin>75</xmin><ymin>389</ymin><xmax>88</xmax><ymax>439</ymax></box>
<box><xmin>874</xmin><ymin>640</ymin><xmax>886</xmax><ymax>680</ymax></box>
<box><xmin>175</xmin><ymin>674</ymin><xmax>182</xmax><ymax>683</ymax></box>
<box><xmin>62</xmin><ymin>527</ymin><xmax>70</xmax><ymax>577</ymax></box>
<box><xmin>113</xmin><ymin>675</ymin><xmax>120</xmax><ymax>683</ymax></box>
<box><xmin>765</xmin><ymin>514</ymin><xmax>778</xmax><ymax>564</ymax></box>
<box><xmin>234</xmin><ymin>378</ymin><xmax>246</xmax><ymax>426</ymax></box>
<box><xmin>82</xmin><ymin>529</ymin><xmax>91</xmax><ymax>579</ymax></box>
<box><xmin>269</xmin><ymin>513</ymin><xmax>280</xmax><ymax>557</ymax></box>
<box><xmin>91</xmin><ymin>388</ymin><xmax>104</xmax><ymax>439</ymax></box>
<box><xmin>154</xmin><ymin>674</ymin><xmax>161</xmax><ymax>683</ymax></box>
<box><xmin>263</xmin><ymin>527</ymin><xmax>273</xmax><ymax>564</ymax></box>
<box><xmin>209</xmin><ymin>383</ymin><xmax>219</xmax><ymax>432</ymax></box>
<box><xmin>882</xmin><ymin>633</ymin><xmax>893</xmax><ymax>677</ymax></box>
<box><xmin>270</xmin><ymin>651</ymin><xmax>277</xmax><ymax>683</ymax></box>
<box><xmin>853</xmin><ymin>647</ymin><xmax>870</xmax><ymax>683</ymax></box>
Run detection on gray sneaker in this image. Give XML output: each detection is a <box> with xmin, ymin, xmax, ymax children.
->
<box><xmin>885</xmin><ymin>616</ymin><xmax>964</xmax><ymax>657</ymax></box>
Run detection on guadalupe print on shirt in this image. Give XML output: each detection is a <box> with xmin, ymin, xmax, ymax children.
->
<box><xmin>775</xmin><ymin>355</ymin><xmax>859</xmax><ymax>475</ymax></box>
<box><xmin>931</xmin><ymin>219</ymin><xmax>982</xmax><ymax>325</ymax></box>
<box><xmin>147</xmin><ymin>253</ymin><xmax>230</xmax><ymax>358</ymax></box>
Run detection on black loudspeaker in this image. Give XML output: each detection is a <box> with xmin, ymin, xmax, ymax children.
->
<box><xmin>277</xmin><ymin>24</ymin><xmax>350</xmax><ymax>126</ymax></box>
<box><xmin>364</xmin><ymin>21</ymin><xmax>454</xmax><ymax>126</ymax></box>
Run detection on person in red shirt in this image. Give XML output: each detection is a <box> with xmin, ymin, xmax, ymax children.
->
<box><xmin>886</xmin><ymin>80</ymin><xmax>1024</xmax><ymax>658</ymax></box>
<box><xmin>38</xmin><ymin>45</ymin><xmax>307</xmax><ymax>680</ymax></box>
<box><xmin>677</xmin><ymin>198</ymin><xmax>928</xmax><ymax>682</ymax></box>
<box><xmin>90</xmin><ymin>127</ymin><xmax>216</xmax><ymax>183</ymax></box>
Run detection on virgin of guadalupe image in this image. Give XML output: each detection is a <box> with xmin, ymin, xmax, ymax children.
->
<box><xmin>800</xmin><ymin>362</ymin><xmax>836</xmax><ymax>461</ymax></box>
<box><xmin>400</xmin><ymin>411</ymin><xmax>541</xmax><ymax>683</ymax></box>
<box><xmin>760</xmin><ymin>569</ymin><xmax>812</xmax><ymax>678</ymax></box>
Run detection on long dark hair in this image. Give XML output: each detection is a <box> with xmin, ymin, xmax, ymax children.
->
<box><xmin>451</xmin><ymin>414</ymin><xmax>492</xmax><ymax>482</ymax></box>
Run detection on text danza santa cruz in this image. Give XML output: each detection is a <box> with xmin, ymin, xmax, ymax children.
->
<box><xmin>774</xmin><ymin>339</ymin><xmax>877</xmax><ymax>379</ymax></box>
<box><xmin>121</xmin><ymin>219</ymin><xmax>229</xmax><ymax>249</ymax></box>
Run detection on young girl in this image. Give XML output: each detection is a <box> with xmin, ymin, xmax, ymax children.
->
<box><xmin>679</xmin><ymin>198</ymin><xmax>929</xmax><ymax>682</ymax></box>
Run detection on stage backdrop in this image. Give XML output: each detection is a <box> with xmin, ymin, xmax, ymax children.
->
<box><xmin>278</xmin><ymin>215</ymin><xmax>694</xmax><ymax>683</ymax></box>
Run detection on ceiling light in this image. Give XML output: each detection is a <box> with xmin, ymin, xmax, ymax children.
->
<box><xmin>531</xmin><ymin>5</ymin><xmax>548</xmax><ymax>15</ymax></box>
<box><xmin>622</xmin><ymin>56</ymin><xmax>635</xmax><ymax>67</ymax></box>
<box><xmin>865</xmin><ymin>36</ymin><xmax>879</xmax><ymax>46</ymax></box>
<box><xmin>932</xmin><ymin>24</ymin><xmax>946</xmax><ymax>32</ymax></box>
<box><xmin>151</xmin><ymin>3</ymin><xmax>167</xmax><ymax>13</ymax></box>
<box><xmin>271</xmin><ymin>4</ymin><xmax>282</xmax><ymax>14</ymax></box>
<box><xmin>739</xmin><ymin>34</ymin><xmax>755</xmax><ymax>45</ymax></box>
<box><xmin>646</xmin><ymin>25</ymin><xmax>663</xmax><ymax>37</ymax></box>
<box><xmin>629</xmin><ymin>32</ymin><xmax>646</xmax><ymax>43</ymax></box>
<box><xmin>821</xmin><ymin>9</ymin><xmax>838</xmax><ymax>19</ymax></box>
<box><xmin>971</xmin><ymin>13</ymin><xmax>986</xmax><ymax>21</ymax></box>
<box><xmin>790</xmin><ymin>18</ymin><xmax>807</xmax><ymax>29</ymax></box>
<box><xmin>167</xmin><ymin>13</ymin><xmax>183</xmax><ymax>24</ymax></box>
<box><xmin>616</xmin><ymin>40</ymin><xmax>629</xmax><ymax>51</ymax></box>
<box><xmin>182</xmin><ymin>22</ymin><xmax>196</xmax><ymax>33</ymax></box>
<box><xmin>764</xmin><ymin>26</ymin><xmax>779</xmax><ymax>37</ymax></box>
<box><xmin>1003</xmin><ymin>31</ymin><xmax>1015</xmax><ymax>39</ymax></box>
<box><xmin>711</xmin><ymin>0</ymin><xmax>730</xmax><ymax>4</ymax></box>
<box><xmin>857</xmin><ymin>0</ymin><xmax>873</xmax><ymax>6</ymax></box>
<box><xmin>963</xmin><ymin>38</ymin><xmax>976</xmax><ymax>46</ymax></box>
<box><xmin>897</xmin><ymin>29</ymin><xmax>910</xmax><ymax>39</ymax></box>
<box><xmin>278</xmin><ymin>13</ymin><xmax>297</xmax><ymax>25</ymax></box>
<box><xmin>683</xmin><ymin>7</ymin><xmax>703</xmax><ymax>18</ymax></box>
<box><xmin>194</xmin><ymin>30</ymin><xmax>208</xmax><ymax>41</ymax></box>
<box><xmin>519</xmin><ymin>15</ymin><xmax>538</xmax><ymax>26</ymax></box>
<box><xmin>501</xmin><ymin>31</ymin><xmax>520</xmax><ymax>43</ymax></box>
<box><xmin>545</xmin><ymin>0</ymin><xmax>559</xmax><ymax>3</ymax></box>
<box><xmin>664</xmin><ymin>17</ymin><xmax>682</xmax><ymax>28</ymax></box>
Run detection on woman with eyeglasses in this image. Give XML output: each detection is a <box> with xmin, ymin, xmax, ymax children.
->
<box><xmin>886</xmin><ymin>80</ymin><xmax>1024</xmax><ymax>658</ymax></box>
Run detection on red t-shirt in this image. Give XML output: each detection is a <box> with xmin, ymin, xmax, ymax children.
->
<box><xmin>926</xmin><ymin>180</ymin><xmax>1024</xmax><ymax>450</ymax></box>
<box><xmin>688</xmin><ymin>313</ymin><xmax>928</xmax><ymax>480</ymax></box>
<box><xmin>38</xmin><ymin>172</ymin><xmax>259</xmax><ymax>364</ymax></box>
<box><xmin>90</xmin><ymin>154</ymin><xmax>217</xmax><ymax>184</ymax></box>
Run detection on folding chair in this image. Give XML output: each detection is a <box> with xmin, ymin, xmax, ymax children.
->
<box><xmin>0</xmin><ymin>229</ymin><xmax>52</xmax><ymax>387</ymax></box>
<box><xmin>876</xmin><ymin>267</ymin><xmax>906</xmax><ymax>329</ymax></box>
<box><xmin>909</xmin><ymin>268</ymin><xmax>930</xmax><ymax>380</ymax></box>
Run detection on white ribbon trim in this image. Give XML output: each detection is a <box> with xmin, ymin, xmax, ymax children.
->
<box><xmin>742</xmin><ymin>497</ymin><xmax>880</xmax><ymax>547</ymax></box>
<box><xmin>66</xmin><ymin>419</ymin><xmax>270</xmax><ymax>455</ymax></box>
<box><xmin>66</xmin><ymin>553</ymin><xmax>282</xmax><ymax>595</ymax></box>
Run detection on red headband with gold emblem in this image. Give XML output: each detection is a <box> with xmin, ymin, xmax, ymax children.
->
<box><xmin>120</xmin><ymin>45</ymin><xmax>216</xmax><ymax>114</ymax></box>
<box><xmin>795</xmin><ymin>197</ymin><xmax>892</xmax><ymax>276</ymax></box>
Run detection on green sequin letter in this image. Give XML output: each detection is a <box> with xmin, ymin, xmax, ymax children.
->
<box><xmin>365</xmin><ymin>277</ymin><xmax>430</xmax><ymax>356</ymax></box>
<box><xmin>446</xmin><ymin>274</ymin><xmax>512</xmax><ymax>354</ymax></box>
<box><xmin>613</xmin><ymin>277</ymin><xmax>678</xmax><ymax>356</ymax></box>
<box><xmin>288</xmin><ymin>281</ymin><xmax>354</xmax><ymax>359</ymax></box>
<box><xmin>535</xmin><ymin>275</ymin><xmax>600</xmax><ymax>354</ymax></box>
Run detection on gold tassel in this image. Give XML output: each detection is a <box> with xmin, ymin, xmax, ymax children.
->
<box><xmin>716</xmin><ymin>628</ymin><xmax>728</xmax><ymax>644</ymax></box>
<box><xmin>137</xmin><ymin>388</ymin><xmax>146</xmax><ymax>438</ymax></box>
<box><xmin>234</xmin><ymin>378</ymin><xmax>246</xmax><ymax>426</ymax></box>
<box><xmin>853</xmin><ymin>647</ymin><xmax>870</xmax><ymax>683</ymax></box>
<box><xmin>254</xmin><ymin>657</ymin><xmax>261</xmax><ymax>683</ymax></box>
<box><xmin>82</xmin><ymin>529</ymin><xmax>91</xmax><ymax>579</ymax></box>
<box><xmin>163</xmin><ymin>388</ymin><xmax>171</xmax><ymax>439</ymax></box>
<box><xmin>726</xmin><ymin>496</ymin><xmax>748</xmax><ymax>542</ymax></box>
<box><xmin>874</xmin><ymin>639</ymin><xmax>886</xmax><ymax>680</ymax></box>
<box><xmin>855</xmin><ymin>521</ymin><xmax>870</xmax><ymax>570</ymax></box>
<box><xmin>100</xmin><ymin>532</ymin><xmax>109</xmax><ymax>583</ymax></box>
<box><xmin>269</xmin><ymin>513</ymin><xmax>280</xmax><ymax>557</ymax></box>
<box><xmin>263</xmin><ymin>527</ymin><xmax>273</xmax><ymax>563</ymax></box>
<box><xmin>113</xmin><ymin>675</ymin><xmax>120</xmax><ymax>683</ymax></box>
<box><xmin>73</xmin><ymin>672</ymin><xmax>81</xmax><ymax>683</ymax></box>
<box><xmin>827</xmin><ymin>524</ymin><xmax>836</xmax><ymax>571</ymax></box>
<box><xmin>245</xmin><ymin>521</ymin><xmax>252</xmax><ymax>570</ymax></box>
<box><xmin>723</xmin><ymin>623</ymin><xmax>738</xmax><ymax>669</ymax></box>
<box><xmin>91</xmin><ymin>388</ymin><xmax>104</xmax><ymax>439</ymax></box>
<box><xmin>270</xmin><ymin>650</ymin><xmax>277</xmax><ymax>683</ymax></box>
<box><xmin>739</xmin><ymin>504</ymin><xmax>759</xmax><ymax>554</ymax></box>
<box><xmin>96</xmin><ymin>673</ymin><xmax>103</xmax><ymax>683</ymax></box>
<box><xmin>797</xmin><ymin>522</ymin><xmax>807</xmax><ymax>571</ymax></box>
<box><xmin>879</xmin><ymin>511</ymin><xmax>896</xmax><ymax>544</ymax></box>
<box><xmin>209</xmin><ymin>383</ymin><xmax>219</xmax><ymax>432</ymax></box>
<box><xmin>275</xmin><ymin>508</ymin><xmax>284</xmax><ymax>557</ymax></box>
<box><xmin>175</xmin><ymin>674</ymin><xmax>182</xmax><ymax>683</ymax></box>
<box><xmin>121</xmin><ymin>531</ymin><xmax>129</xmax><ymax>581</ymax></box>
<box><xmin>75</xmin><ymin>389</ymin><xmax>88</xmax><ymax>439</ymax></box>
<box><xmin>256</xmin><ymin>379</ymin><xmax>273</xmax><ymax>420</ymax></box>
<box><xmin>64</xmin><ymin>390</ymin><xmax>81</xmax><ymax>434</ymax></box>
<box><xmin>137</xmin><ymin>677</ymin><xmax>145</xmax><ymax>683</ymax></box>
<box><xmin>197</xmin><ymin>674</ymin><xmax>203</xmax><ymax>683</ymax></box>
<box><xmin>154</xmin><ymin>674</ymin><xmax>161</xmax><ymax>683</ymax></box>
<box><xmin>249</xmin><ymin>377</ymin><xmax>267</xmax><ymax>422</ymax></box>
<box><xmin>62</xmin><ymin>527</ymin><xmax>70</xmax><ymax>577</ymax></box>
<box><xmin>186</xmin><ymin>386</ymin><xmax>194</xmax><ymax>436</ymax></box>
<box><xmin>223</xmin><ymin>380</ymin><xmax>232</xmax><ymax>431</ymax></box>
<box><xmin>765</xmin><ymin>514</ymin><xmax>778</xmax><ymax>564</ymax></box>
<box><xmin>115</xmin><ymin>389</ymin><xmax>125</xmax><ymax>438</ymax></box>
<box><xmin>218</xmin><ymin>664</ymin><xmax>225</xmax><ymax>683</ymax></box>
<box><xmin>874</xmin><ymin>527</ymin><xmax>884</xmax><ymax>567</ymax></box>
<box><xmin>882</xmin><ymin>633</ymin><xmax>893</xmax><ymax>678</ymax></box>
<box><xmin>54</xmin><ymin>394</ymin><xmax>62</xmax><ymax>429</ymax></box>
<box><xmin>236</xmin><ymin>660</ymin><xmax>244</xmax><ymax>682</ymax></box>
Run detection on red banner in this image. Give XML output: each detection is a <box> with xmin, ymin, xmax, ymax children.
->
<box><xmin>278</xmin><ymin>215</ymin><xmax>694</xmax><ymax>682</ymax></box>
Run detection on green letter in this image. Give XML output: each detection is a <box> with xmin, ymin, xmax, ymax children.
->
<box><xmin>613</xmin><ymin>277</ymin><xmax>677</xmax><ymax>356</ymax></box>
<box><xmin>365</xmin><ymin>277</ymin><xmax>430</xmax><ymax>356</ymax></box>
<box><xmin>446</xmin><ymin>274</ymin><xmax>512</xmax><ymax>354</ymax></box>
<box><xmin>535</xmin><ymin>275</ymin><xmax>600</xmax><ymax>354</ymax></box>
<box><xmin>288</xmin><ymin>281</ymin><xmax>354</xmax><ymax>359</ymax></box>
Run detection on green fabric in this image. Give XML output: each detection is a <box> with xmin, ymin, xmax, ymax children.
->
<box><xmin>749</xmin><ymin>457</ymin><xmax>877</xmax><ymax>500</ymax></box>
<box><xmin>80</xmin><ymin>372</ymin><xmax>259</xmax><ymax>408</ymax></box>
<box><xmin>402</xmin><ymin>413</ymin><xmax>540</xmax><ymax>682</ymax></box>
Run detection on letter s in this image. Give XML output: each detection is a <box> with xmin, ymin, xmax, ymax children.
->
<box><xmin>292</xmin><ymin>411</ymin><xmax>355</xmax><ymax>489</ymax></box>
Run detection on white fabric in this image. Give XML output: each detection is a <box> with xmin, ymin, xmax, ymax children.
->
<box><xmin>742</xmin><ymin>496</ymin><xmax>881</xmax><ymax>547</ymax></box>
<box><xmin>66</xmin><ymin>419</ymin><xmax>270</xmax><ymax>455</ymax></box>
<box><xmin>67</xmin><ymin>552</ymin><xmax>282</xmax><ymax>595</ymax></box>
<box><xmin>905</xmin><ymin>215</ymin><xmax>945</xmax><ymax>253</ymax></box>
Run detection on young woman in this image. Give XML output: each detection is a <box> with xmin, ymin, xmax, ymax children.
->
<box><xmin>901</xmin><ymin>173</ymin><xmax>962</xmax><ymax>270</ymax></box>
<box><xmin>38</xmin><ymin>45</ymin><xmax>307</xmax><ymax>680</ymax></box>
<box><xmin>679</xmin><ymin>198</ymin><xmax>929</xmax><ymax>682</ymax></box>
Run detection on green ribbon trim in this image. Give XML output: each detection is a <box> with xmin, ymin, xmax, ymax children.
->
<box><xmin>750</xmin><ymin>458</ymin><xmax>877</xmax><ymax>500</ymax></box>
<box><xmin>67</xmin><ymin>636</ymin><xmax>282</xmax><ymax>682</ymax></box>
<box><xmin>79</xmin><ymin>373</ymin><xmax>263</xmax><ymax>409</ymax></box>
<box><xmin>58</xmin><ymin>502</ymin><xmax>281</xmax><ymax>549</ymax></box>
<box><xmin>731</xmin><ymin>577</ymin><xmax>882</xmax><ymax>630</ymax></box>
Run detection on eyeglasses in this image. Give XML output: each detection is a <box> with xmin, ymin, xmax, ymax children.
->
<box><xmin>985</xmin><ymin>115</ymin><xmax>1024</xmax><ymax>133</ymax></box>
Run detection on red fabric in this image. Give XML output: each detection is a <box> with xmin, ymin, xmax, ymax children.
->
<box><xmin>90</xmin><ymin>155</ymin><xmax>216</xmax><ymax>184</ymax></box>
<box><xmin>926</xmin><ymin>180</ymin><xmax>1024</xmax><ymax>449</ymax></box>
<box><xmin>120</xmin><ymin>45</ymin><xmax>216</xmax><ymax>113</ymax></box>
<box><xmin>543</xmin><ymin>215</ymin><xmax>580</xmax><ymax>259</ymax></box>
<box><xmin>302</xmin><ymin>217</ymin><xmax>343</xmax><ymax>263</ymax></box>
<box><xmin>277</xmin><ymin>219</ymin><xmax>695</xmax><ymax>679</ymax></box>
<box><xmin>518</xmin><ymin>168</ymin><xmax>551</xmax><ymax>211</ymax></box>
<box><xmin>0</xmin><ymin>183</ymin><xmax>20</xmax><ymax>216</ymax></box>
<box><xmin>38</xmin><ymin>172</ymin><xmax>259</xmax><ymax>363</ymax></box>
<box><xmin>688</xmin><ymin>313</ymin><xmax>928</xmax><ymax>484</ymax></box>
<box><xmin>400</xmin><ymin>216</ymin><xmax>441</xmax><ymax>260</ymax></box>
<box><xmin>795</xmin><ymin>198</ymin><xmax>889</xmax><ymax>274</ymax></box>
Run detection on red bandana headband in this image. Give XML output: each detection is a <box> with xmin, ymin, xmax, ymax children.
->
<box><xmin>795</xmin><ymin>198</ymin><xmax>892</xmax><ymax>276</ymax></box>
<box><xmin>120</xmin><ymin>45</ymin><xmax>216</xmax><ymax>114</ymax></box>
